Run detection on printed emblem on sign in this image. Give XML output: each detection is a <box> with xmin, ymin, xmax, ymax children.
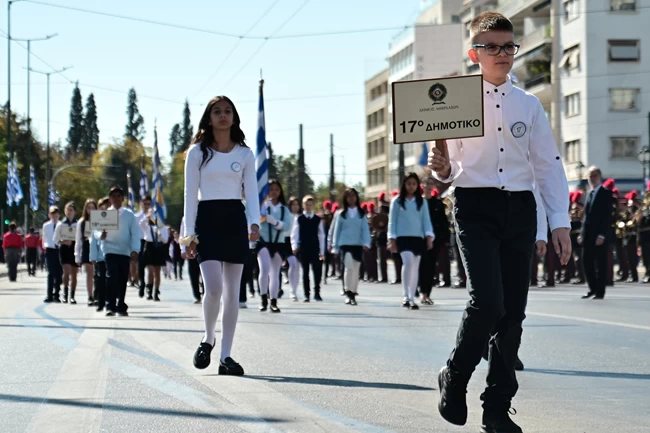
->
<box><xmin>511</xmin><ymin>122</ymin><xmax>527</xmax><ymax>138</ymax></box>
<box><xmin>231</xmin><ymin>162</ymin><xmax>242</xmax><ymax>172</ymax></box>
<box><xmin>101</xmin><ymin>211</ymin><xmax>107</xmax><ymax>218</ymax></box>
<box><xmin>428</xmin><ymin>83</ymin><xmax>447</xmax><ymax>105</ymax></box>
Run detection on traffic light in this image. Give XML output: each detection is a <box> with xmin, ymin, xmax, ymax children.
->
<box><xmin>3</xmin><ymin>220</ymin><xmax>8</xmax><ymax>225</ymax></box>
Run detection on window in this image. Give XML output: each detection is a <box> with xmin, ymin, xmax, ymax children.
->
<box><xmin>611</xmin><ymin>0</ymin><xmax>636</xmax><ymax>11</ymax></box>
<box><xmin>564</xmin><ymin>93</ymin><xmax>581</xmax><ymax>117</ymax></box>
<box><xmin>611</xmin><ymin>137</ymin><xmax>638</xmax><ymax>158</ymax></box>
<box><xmin>565</xmin><ymin>139</ymin><xmax>581</xmax><ymax>162</ymax></box>
<box><xmin>609</xmin><ymin>40</ymin><xmax>640</xmax><ymax>61</ymax></box>
<box><xmin>378</xmin><ymin>109</ymin><xmax>385</xmax><ymax>125</ymax></box>
<box><xmin>564</xmin><ymin>0</ymin><xmax>579</xmax><ymax>22</ymax></box>
<box><xmin>559</xmin><ymin>44</ymin><xmax>580</xmax><ymax>70</ymax></box>
<box><xmin>610</xmin><ymin>89</ymin><xmax>640</xmax><ymax>111</ymax></box>
<box><xmin>367</xmin><ymin>114</ymin><xmax>372</xmax><ymax>131</ymax></box>
<box><xmin>464</xmin><ymin>21</ymin><xmax>471</xmax><ymax>38</ymax></box>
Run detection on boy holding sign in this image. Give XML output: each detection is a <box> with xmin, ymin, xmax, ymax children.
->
<box><xmin>428</xmin><ymin>12</ymin><xmax>571</xmax><ymax>433</ymax></box>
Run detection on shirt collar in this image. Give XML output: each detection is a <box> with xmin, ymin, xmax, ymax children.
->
<box><xmin>484</xmin><ymin>76</ymin><xmax>514</xmax><ymax>97</ymax></box>
<box><xmin>303</xmin><ymin>212</ymin><xmax>314</xmax><ymax>218</ymax></box>
<box><xmin>109</xmin><ymin>205</ymin><xmax>125</xmax><ymax>214</ymax></box>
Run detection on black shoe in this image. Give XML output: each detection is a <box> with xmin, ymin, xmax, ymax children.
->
<box><xmin>87</xmin><ymin>297</ymin><xmax>94</xmax><ymax>307</ymax></box>
<box><xmin>515</xmin><ymin>356</ymin><xmax>524</xmax><ymax>371</ymax></box>
<box><xmin>62</xmin><ymin>296</ymin><xmax>68</xmax><ymax>304</ymax></box>
<box><xmin>340</xmin><ymin>288</ymin><xmax>346</xmax><ymax>296</ymax></box>
<box><xmin>303</xmin><ymin>298</ymin><xmax>310</xmax><ymax>303</ymax></box>
<box><xmin>408</xmin><ymin>302</ymin><xmax>419</xmax><ymax>310</ymax></box>
<box><xmin>278</xmin><ymin>289</ymin><xmax>284</xmax><ymax>299</ymax></box>
<box><xmin>147</xmin><ymin>294</ymin><xmax>154</xmax><ymax>301</ymax></box>
<box><xmin>218</xmin><ymin>357</ymin><xmax>245</xmax><ymax>376</ymax></box>
<box><xmin>581</xmin><ymin>292</ymin><xmax>595</xmax><ymax>299</ymax></box>
<box><xmin>402</xmin><ymin>300</ymin><xmax>409</xmax><ymax>308</ymax></box>
<box><xmin>270</xmin><ymin>299</ymin><xmax>281</xmax><ymax>313</ymax></box>
<box><xmin>139</xmin><ymin>287</ymin><xmax>145</xmax><ymax>298</ymax></box>
<box><xmin>193</xmin><ymin>339</ymin><xmax>215</xmax><ymax>370</ymax></box>
<box><xmin>43</xmin><ymin>298</ymin><xmax>53</xmax><ymax>303</ymax></box>
<box><xmin>259</xmin><ymin>294</ymin><xmax>268</xmax><ymax>312</ymax></box>
<box><xmin>592</xmin><ymin>295</ymin><xmax>604</xmax><ymax>300</ymax></box>
<box><xmin>106</xmin><ymin>311</ymin><xmax>116</xmax><ymax>317</ymax></box>
<box><xmin>437</xmin><ymin>366</ymin><xmax>468</xmax><ymax>426</ymax></box>
<box><xmin>314</xmin><ymin>293</ymin><xmax>323</xmax><ymax>302</ymax></box>
<box><xmin>70</xmin><ymin>298</ymin><xmax>77</xmax><ymax>305</ymax></box>
<box><xmin>480</xmin><ymin>408</ymin><xmax>522</xmax><ymax>433</ymax></box>
<box><xmin>154</xmin><ymin>295</ymin><xmax>161</xmax><ymax>302</ymax></box>
<box><xmin>96</xmin><ymin>306</ymin><xmax>104</xmax><ymax>312</ymax></box>
<box><xmin>53</xmin><ymin>297</ymin><xmax>61</xmax><ymax>303</ymax></box>
<box><xmin>453</xmin><ymin>281</ymin><xmax>466</xmax><ymax>289</ymax></box>
<box><xmin>349</xmin><ymin>292</ymin><xmax>357</xmax><ymax>306</ymax></box>
<box><xmin>117</xmin><ymin>311</ymin><xmax>129</xmax><ymax>317</ymax></box>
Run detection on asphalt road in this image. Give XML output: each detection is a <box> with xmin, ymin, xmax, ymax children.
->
<box><xmin>0</xmin><ymin>267</ymin><xmax>649</xmax><ymax>433</ymax></box>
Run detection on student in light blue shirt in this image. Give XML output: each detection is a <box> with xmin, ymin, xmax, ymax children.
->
<box><xmin>332</xmin><ymin>188</ymin><xmax>371</xmax><ymax>306</ymax></box>
<box><xmin>90</xmin><ymin>196</ymin><xmax>110</xmax><ymax>312</ymax></box>
<box><xmin>388</xmin><ymin>173</ymin><xmax>434</xmax><ymax>310</ymax></box>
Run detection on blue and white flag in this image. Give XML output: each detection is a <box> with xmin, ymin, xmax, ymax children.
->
<box><xmin>127</xmin><ymin>170</ymin><xmax>135</xmax><ymax>211</ymax></box>
<box><xmin>12</xmin><ymin>155</ymin><xmax>23</xmax><ymax>205</ymax></box>
<box><xmin>418</xmin><ymin>142</ymin><xmax>429</xmax><ymax>167</ymax></box>
<box><xmin>255</xmin><ymin>79</ymin><xmax>269</xmax><ymax>208</ymax></box>
<box><xmin>151</xmin><ymin>125</ymin><xmax>167</xmax><ymax>224</ymax></box>
<box><xmin>6</xmin><ymin>156</ymin><xmax>13</xmax><ymax>207</ymax></box>
<box><xmin>29</xmin><ymin>165</ymin><xmax>38</xmax><ymax>211</ymax></box>
<box><xmin>48</xmin><ymin>181</ymin><xmax>57</xmax><ymax>207</ymax></box>
<box><xmin>139</xmin><ymin>156</ymin><xmax>149</xmax><ymax>200</ymax></box>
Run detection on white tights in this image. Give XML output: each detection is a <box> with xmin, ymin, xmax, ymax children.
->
<box><xmin>287</xmin><ymin>255</ymin><xmax>300</xmax><ymax>297</ymax></box>
<box><xmin>400</xmin><ymin>251</ymin><xmax>421</xmax><ymax>302</ymax></box>
<box><xmin>343</xmin><ymin>252</ymin><xmax>361</xmax><ymax>294</ymax></box>
<box><xmin>199</xmin><ymin>260</ymin><xmax>243</xmax><ymax>362</ymax></box>
<box><xmin>257</xmin><ymin>248</ymin><xmax>283</xmax><ymax>299</ymax></box>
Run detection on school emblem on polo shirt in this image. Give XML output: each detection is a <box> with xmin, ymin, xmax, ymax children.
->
<box><xmin>428</xmin><ymin>83</ymin><xmax>447</xmax><ymax>105</ymax></box>
<box><xmin>231</xmin><ymin>162</ymin><xmax>242</xmax><ymax>172</ymax></box>
<box><xmin>511</xmin><ymin>122</ymin><xmax>527</xmax><ymax>138</ymax></box>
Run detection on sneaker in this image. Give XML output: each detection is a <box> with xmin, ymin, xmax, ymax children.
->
<box><xmin>437</xmin><ymin>366</ymin><xmax>468</xmax><ymax>426</ymax></box>
<box><xmin>480</xmin><ymin>407</ymin><xmax>522</xmax><ymax>433</ymax></box>
<box><xmin>218</xmin><ymin>357</ymin><xmax>245</xmax><ymax>376</ymax></box>
<box><xmin>239</xmin><ymin>302</ymin><xmax>248</xmax><ymax>309</ymax></box>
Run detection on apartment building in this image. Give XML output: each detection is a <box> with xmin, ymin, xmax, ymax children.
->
<box><xmin>365</xmin><ymin>68</ymin><xmax>390</xmax><ymax>199</ymax></box>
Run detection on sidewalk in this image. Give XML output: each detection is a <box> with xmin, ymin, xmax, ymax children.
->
<box><xmin>0</xmin><ymin>263</ymin><xmax>28</xmax><ymax>280</ymax></box>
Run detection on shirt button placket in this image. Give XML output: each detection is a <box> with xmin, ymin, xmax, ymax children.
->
<box><xmin>496</xmin><ymin>90</ymin><xmax>505</xmax><ymax>190</ymax></box>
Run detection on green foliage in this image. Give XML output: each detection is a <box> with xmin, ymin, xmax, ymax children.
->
<box><xmin>180</xmin><ymin>100</ymin><xmax>194</xmax><ymax>153</ymax></box>
<box><xmin>273</xmin><ymin>153</ymin><xmax>315</xmax><ymax>200</ymax></box>
<box><xmin>67</xmin><ymin>83</ymin><xmax>84</xmax><ymax>155</ymax></box>
<box><xmin>164</xmin><ymin>152</ymin><xmax>185</xmax><ymax>230</ymax></box>
<box><xmin>169</xmin><ymin>123</ymin><xmax>181</xmax><ymax>156</ymax></box>
<box><xmin>80</xmin><ymin>93</ymin><xmax>99</xmax><ymax>157</ymax></box>
<box><xmin>124</xmin><ymin>88</ymin><xmax>145</xmax><ymax>142</ymax></box>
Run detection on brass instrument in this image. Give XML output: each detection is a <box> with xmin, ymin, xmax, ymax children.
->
<box><xmin>616</xmin><ymin>220</ymin><xmax>627</xmax><ymax>238</ymax></box>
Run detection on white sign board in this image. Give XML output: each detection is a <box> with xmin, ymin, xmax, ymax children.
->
<box><xmin>60</xmin><ymin>225</ymin><xmax>76</xmax><ymax>242</ymax></box>
<box><xmin>391</xmin><ymin>74</ymin><xmax>484</xmax><ymax>144</ymax></box>
<box><xmin>90</xmin><ymin>210</ymin><xmax>119</xmax><ymax>231</ymax></box>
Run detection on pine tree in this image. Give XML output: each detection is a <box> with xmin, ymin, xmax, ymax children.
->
<box><xmin>169</xmin><ymin>123</ymin><xmax>181</xmax><ymax>156</ymax></box>
<box><xmin>124</xmin><ymin>88</ymin><xmax>145</xmax><ymax>142</ymax></box>
<box><xmin>179</xmin><ymin>99</ymin><xmax>193</xmax><ymax>152</ymax></box>
<box><xmin>67</xmin><ymin>83</ymin><xmax>84</xmax><ymax>154</ymax></box>
<box><xmin>268</xmin><ymin>142</ymin><xmax>278</xmax><ymax>179</ymax></box>
<box><xmin>80</xmin><ymin>93</ymin><xmax>99</xmax><ymax>156</ymax></box>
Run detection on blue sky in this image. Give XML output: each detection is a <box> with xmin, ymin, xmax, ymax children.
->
<box><xmin>1</xmin><ymin>0</ymin><xmax>428</xmax><ymax>187</ymax></box>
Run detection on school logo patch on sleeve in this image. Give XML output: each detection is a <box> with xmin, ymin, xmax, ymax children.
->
<box><xmin>231</xmin><ymin>162</ymin><xmax>242</xmax><ymax>172</ymax></box>
<box><xmin>511</xmin><ymin>122</ymin><xmax>527</xmax><ymax>138</ymax></box>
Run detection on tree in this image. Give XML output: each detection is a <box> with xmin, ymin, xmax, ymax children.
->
<box><xmin>267</xmin><ymin>142</ymin><xmax>278</xmax><ymax>179</ymax></box>
<box><xmin>179</xmin><ymin>100</ymin><xmax>193</xmax><ymax>152</ymax></box>
<box><xmin>124</xmin><ymin>88</ymin><xmax>145</xmax><ymax>142</ymax></box>
<box><xmin>80</xmin><ymin>93</ymin><xmax>99</xmax><ymax>157</ymax></box>
<box><xmin>274</xmin><ymin>153</ymin><xmax>314</xmax><ymax>199</ymax></box>
<box><xmin>67</xmin><ymin>83</ymin><xmax>84</xmax><ymax>155</ymax></box>
<box><xmin>169</xmin><ymin>123</ymin><xmax>181</xmax><ymax>156</ymax></box>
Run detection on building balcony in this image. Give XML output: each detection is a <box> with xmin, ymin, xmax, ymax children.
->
<box><xmin>366</xmin><ymin>95</ymin><xmax>387</xmax><ymax>115</ymax></box>
<box><xmin>498</xmin><ymin>0</ymin><xmax>550</xmax><ymax>20</ymax></box>
<box><xmin>523</xmin><ymin>73</ymin><xmax>551</xmax><ymax>104</ymax></box>
<box><xmin>517</xmin><ymin>25</ymin><xmax>551</xmax><ymax>57</ymax></box>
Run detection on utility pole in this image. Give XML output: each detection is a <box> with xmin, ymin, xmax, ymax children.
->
<box><xmin>398</xmin><ymin>143</ymin><xmax>405</xmax><ymax>186</ymax></box>
<box><xmin>329</xmin><ymin>134</ymin><xmax>335</xmax><ymax>201</ymax></box>
<box><xmin>550</xmin><ymin>0</ymin><xmax>563</xmax><ymax>156</ymax></box>
<box><xmin>298</xmin><ymin>123</ymin><xmax>305</xmax><ymax>200</ymax></box>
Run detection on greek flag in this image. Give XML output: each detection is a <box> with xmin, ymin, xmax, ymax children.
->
<box><xmin>255</xmin><ymin>79</ymin><xmax>269</xmax><ymax>207</ymax></box>
<box><xmin>418</xmin><ymin>142</ymin><xmax>429</xmax><ymax>167</ymax></box>
<box><xmin>29</xmin><ymin>165</ymin><xmax>38</xmax><ymax>211</ymax></box>
<box><xmin>48</xmin><ymin>181</ymin><xmax>57</xmax><ymax>206</ymax></box>
<box><xmin>139</xmin><ymin>156</ymin><xmax>148</xmax><ymax>200</ymax></box>
<box><xmin>151</xmin><ymin>125</ymin><xmax>166</xmax><ymax>224</ymax></box>
<box><xmin>12</xmin><ymin>155</ymin><xmax>23</xmax><ymax>205</ymax></box>
<box><xmin>6</xmin><ymin>157</ymin><xmax>13</xmax><ymax>207</ymax></box>
<box><xmin>127</xmin><ymin>170</ymin><xmax>135</xmax><ymax>211</ymax></box>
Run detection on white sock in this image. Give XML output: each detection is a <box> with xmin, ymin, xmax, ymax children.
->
<box><xmin>344</xmin><ymin>252</ymin><xmax>361</xmax><ymax>293</ymax></box>
<box><xmin>400</xmin><ymin>251</ymin><xmax>420</xmax><ymax>302</ymax></box>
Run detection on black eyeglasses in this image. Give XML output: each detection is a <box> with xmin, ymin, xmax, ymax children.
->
<box><xmin>472</xmin><ymin>43</ymin><xmax>520</xmax><ymax>56</ymax></box>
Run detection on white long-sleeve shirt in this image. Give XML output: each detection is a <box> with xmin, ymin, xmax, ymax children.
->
<box><xmin>41</xmin><ymin>220</ymin><xmax>59</xmax><ymax>249</ymax></box>
<box><xmin>139</xmin><ymin>214</ymin><xmax>169</xmax><ymax>244</ymax></box>
<box><xmin>54</xmin><ymin>218</ymin><xmax>77</xmax><ymax>246</ymax></box>
<box><xmin>183</xmin><ymin>143</ymin><xmax>261</xmax><ymax>238</ymax></box>
<box><xmin>290</xmin><ymin>212</ymin><xmax>326</xmax><ymax>256</ymax></box>
<box><xmin>431</xmin><ymin>76</ymin><xmax>570</xmax><ymax>231</ymax></box>
<box><xmin>75</xmin><ymin>219</ymin><xmax>91</xmax><ymax>261</ymax></box>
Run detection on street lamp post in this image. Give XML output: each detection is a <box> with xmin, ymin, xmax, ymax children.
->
<box><xmin>638</xmin><ymin>147</ymin><xmax>650</xmax><ymax>191</ymax></box>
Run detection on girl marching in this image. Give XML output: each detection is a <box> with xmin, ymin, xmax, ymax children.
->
<box><xmin>55</xmin><ymin>201</ymin><xmax>79</xmax><ymax>304</ymax></box>
<box><xmin>140</xmin><ymin>205</ymin><xmax>170</xmax><ymax>301</ymax></box>
<box><xmin>256</xmin><ymin>180</ymin><xmax>293</xmax><ymax>313</ymax></box>
<box><xmin>286</xmin><ymin>197</ymin><xmax>301</xmax><ymax>301</ymax></box>
<box><xmin>75</xmin><ymin>199</ymin><xmax>97</xmax><ymax>306</ymax></box>
<box><xmin>388</xmin><ymin>173</ymin><xmax>434</xmax><ymax>310</ymax></box>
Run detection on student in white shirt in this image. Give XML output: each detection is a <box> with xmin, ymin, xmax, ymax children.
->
<box><xmin>291</xmin><ymin>195</ymin><xmax>325</xmax><ymax>302</ymax></box>
<box><xmin>286</xmin><ymin>197</ymin><xmax>302</xmax><ymax>301</ymax></box>
<box><xmin>75</xmin><ymin>199</ymin><xmax>97</xmax><ymax>306</ymax></box>
<box><xmin>139</xmin><ymin>195</ymin><xmax>170</xmax><ymax>302</ymax></box>
<box><xmin>183</xmin><ymin>96</ymin><xmax>260</xmax><ymax>376</ymax></box>
<box><xmin>54</xmin><ymin>201</ymin><xmax>79</xmax><ymax>304</ymax></box>
<box><xmin>43</xmin><ymin>206</ymin><xmax>62</xmax><ymax>303</ymax></box>
<box><xmin>428</xmin><ymin>12</ymin><xmax>571</xmax><ymax>433</ymax></box>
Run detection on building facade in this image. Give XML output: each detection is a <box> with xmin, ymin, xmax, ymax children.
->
<box><xmin>365</xmin><ymin>68</ymin><xmax>391</xmax><ymax>199</ymax></box>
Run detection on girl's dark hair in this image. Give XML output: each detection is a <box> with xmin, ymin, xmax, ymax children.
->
<box><xmin>80</xmin><ymin>199</ymin><xmax>97</xmax><ymax>222</ymax></box>
<box><xmin>65</xmin><ymin>201</ymin><xmax>76</xmax><ymax>211</ymax></box>
<box><xmin>268</xmin><ymin>179</ymin><xmax>286</xmax><ymax>205</ymax></box>
<box><xmin>398</xmin><ymin>172</ymin><xmax>424</xmax><ymax>210</ymax></box>
<box><xmin>288</xmin><ymin>197</ymin><xmax>300</xmax><ymax>213</ymax></box>
<box><xmin>342</xmin><ymin>188</ymin><xmax>365</xmax><ymax>219</ymax></box>
<box><xmin>190</xmin><ymin>96</ymin><xmax>247</xmax><ymax>168</ymax></box>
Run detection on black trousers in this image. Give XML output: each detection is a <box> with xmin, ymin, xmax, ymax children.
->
<box><xmin>583</xmin><ymin>241</ymin><xmax>608</xmax><ymax>298</ymax></box>
<box><xmin>173</xmin><ymin>258</ymin><xmax>185</xmax><ymax>279</ymax></box>
<box><xmin>625</xmin><ymin>238</ymin><xmax>638</xmax><ymax>281</ymax></box>
<box><xmin>105</xmin><ymin>254</ymin><xmax>131</xmax><ymax>313</ymax></box>
<box><xmin>449</xmin><ymin>188</ymin><xmax>536</xmax><ymax>409</ymax></box>
<box><xmin>94</xmin><ymin>261</ymin><xmax>107</xmax><ymax>308</ymax></box>
<box><xmin>300</xmin><ymin>251</ymin><xmax>322</xmax><ymax>298</ymax></box>
<box><xmin>26</xmin><ymin>247</ymin><xmax>38</xmax><ymax>275</ymax></box>
<box><xmin>419</xmin><ymin>241</ymin><xmax>442</xmax><ymax>297</ymax></box>
<box><xmin>138</xmin><ymin>240</ymin><xmax>146</xmax><ymax>289</ymax></box>
<box><xmin>188</xmin><ymin>257</ymin><xmax>201</xmax><ymax>301</ymax></box>
<box><xmin>240</xmin><ymin>249</ymin><xmax>255</xmax><ymax>303</ymax></box>
<box><xmin>5</xmin><ymin>247</ymin><xmax>20</xmax><ymax>282</ymax></box>
<box><xmin>45</xmin><ymin>248</ymin><xmax>62</xmax><ymax>300</ymax></box>
<box><xmin>641</xmin><ymin>240</ymin><xmax>650</xmax><ymax>277</ymax></box>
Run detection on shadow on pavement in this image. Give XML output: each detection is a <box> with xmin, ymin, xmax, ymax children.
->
<box><xmin>0</xmin><ymin>323</ymin><xmax>203</xmax><ymax>334</ymax></box>
<box><xmin>245</xmin><ymin>375</ymin><xmax>434</xmax><ymax>391</ymax></box>
<box><xmin>0</xmin><ymin>393</ymin><xmax>284</xmax><ymax>422</ymax></box>
<box><xmin>526</xmin><ymin>368</ymin><xmax>650</xmax><ymax>380</ymax></box>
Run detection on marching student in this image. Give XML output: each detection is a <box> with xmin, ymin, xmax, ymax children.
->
<box><xmin>25</xmin><ymin>228</ymin><xmax>40</xmax><ymax>276</ymax></box>
<box><xmin>183</xmin><ymin>95</ymin><xmax>260</xmax><ymax>375</ymax></box>
<box><xmin>99</xmin><ymin>186</ymin><xmax>142</xmax><ymax>317</ymax></box>
<box><xmin>320</xmin><ymin>200</ymin><xmax>335</xmax><ymax>283</ymax></box>
<box><xmin>428</xmin><ymin>11</ymin><xmax>571</xmax><ymax>433</ymax></box>
<box><xmin>388</xmin><ymin>173</ymin><xmax>434</xmax><ymax>310</ymax></box>
<box><xmin>419</xmin><ymin>178</ymin><xmax>449</xmax><ymax>303</ymax></box>
<box><xmin>286</xmin><ymin>197</ymin><xmax>301</xmax><ymax>301</ymax></box>
<box><xmin>332</xmin><ymin>188</ymin><xmax>371</xmax><ymax>305</ymax></box>
<box><xmin>364</xmin><ymin>202</ymin><xmax>379</xmax><ymax>283</ymax></box>
<box><xmin>256</xmin><ymin>180</ymin><xmax>293</xmax><ymax>312</ymax></box>
<box><xmin>135</xmin><ymin>199</ymin><xmax>147</xmax><ymax>294</ymax></box>
<box><xmin>54</xmin><ymin>201</ymin><xmax>79</xmax><ymax>304</ymax></box>
<box><xmin>42</xmin><ymin>206</ymin><xmax>62</xmax><ymax>302</ymax></box>
<box><xmin>90</xmin><ymin>196</ymin><xmax>110</xmax><ymax>312</ymax></box>
<box><xmin>75</xmin><ymin>199</ymin><xmax>98</xmax><ymax>306</ymax></box>
<box><xmin>140</xmin><ymin>200</ymin><xmax>170</xmax><ymax>301</ymax></box>
<box><xmin>373</xmin><ymin>194</ymin><xmax>390</xmax><ymax>283</ymax></box>
<box><xmin>171</xmin><ymin>230</ymin><xmax>185</xmax><ymax>281</ymax></box>
<box><xmin>291</xmin><ymin>195</ymin><xmax>325</xmax><ymax>302</ymax></box>
<box><xmin>3</xmin><ymin>222</ymin><xmax>23</xmax><ymax>282</ymax></box>
<box><xmin>180</xmin><ymin>216</ymin><xmax>202</xmax><ymax>304</ymax></box>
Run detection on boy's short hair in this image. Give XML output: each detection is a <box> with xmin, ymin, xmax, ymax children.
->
<box><xmin>470</xmin><ymin>11</ymin><xmax>514</xmax><ymax>43</ymax></box>
<box><xmin>49</xmin><ymin>205</ymin><xmax>60</xmax><ymax>214</ymax></box>
<box><xmin>302</xmin><ymin>195</ymin><xmax>314</xmax><ymax>205</ymax></box>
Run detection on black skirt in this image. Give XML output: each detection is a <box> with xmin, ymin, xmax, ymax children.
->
<box><xmin>59</xmin><ymin>244</ymin><xmax>76</xmax><ymax>266</ymax></box>
<box><xmin>340</xmin><ymin>245</ymin><xmax>364</xmax><ymax>262</ymax></box>
<box><xmin>196</xmin><ymin>199</ymin><xmax>249</xmax><ymax>264</ymax></box>
<box><xmin>255</xmin><ymin>240</ymin><xmax>291</xmax><ymax>260</ymax></box>
<box><xmin>143</xmin><ymin>241</ymin><xmax>167</xmax><ymax>266</ymax></box>
<box><xmin>81</xmin><ymin>239</ymin><xmax>91</xmax><ymax>264</ymax></box>
<box><xmin>396</xmin><ymin>236</ymin><xmax>425</xmax><ymax>256</ymax></box>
